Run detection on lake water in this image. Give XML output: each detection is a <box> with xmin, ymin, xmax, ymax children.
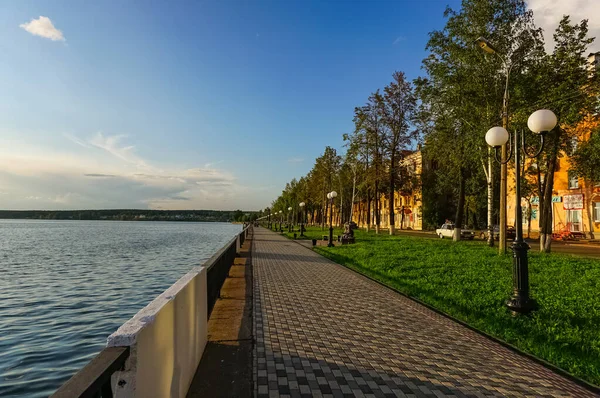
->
<box><xmin>0</xmin><ymin>220</ymin><xmax>241</xmax><ymax>398</ymax></box>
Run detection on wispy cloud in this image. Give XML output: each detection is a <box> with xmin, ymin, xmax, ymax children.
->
<box><xmin>0</xmin><ymin>132</ymin><xmax>265</xmax><ymax>210</ymax></box>
<box><xmin>90</xmin><ymin>132</ymin><xmax>149</xmax><ymax>169</ymax></box>
<box><xmin>20</xmin><ymin>16</ymin><xmax>65</xmax><ymax>42</ymax></box>
<box><xmin>288</xmin><ymin>157</ymin><xmax>304</xmax><ymax>163</ymax></box>
<box><xmin>84</xmin><ymin>173</ymin><xmax>117</xmax><ymax>178</ymax></box>
<box><xmin>64</xmin><ymin>133</ymin><xmax>91</xmax><ymax>148</ymax></box>
<box><xmin>393</xmin><ymin>36</ymin><xmax>406</xmax><ymax>45</ymax></box>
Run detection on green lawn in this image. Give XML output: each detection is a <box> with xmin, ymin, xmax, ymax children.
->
<box><xmin>285</xmin><ymin>226</ymin><xmax>600</xmax><ymax>386</ymax></box>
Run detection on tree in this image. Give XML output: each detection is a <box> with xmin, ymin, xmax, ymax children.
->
<box><xmin>352</xmin><ymin>93</ymin><xmax>386</xmax><ymax>233</ymax></box>
<box><xmin>526</xmin><ymin>16</ymin><xmax>597</xmax><ymax>252</ymax></box>
<box><xmin>571</xmin><ymin>124</ymin><xmax>600</xmax><ymax>239</ymax></box>
<box><xmin>381</xmin><ymin>71</ymin><xmax>417</xmax><ymax>234</ymax></box>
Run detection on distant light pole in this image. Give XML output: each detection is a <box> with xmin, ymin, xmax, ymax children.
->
<box><xmin>279</xmin><ymin>210</ymin><xmax>283</xmax><ymax>232</ymax></box>
<box><xmin>288</xmin><ymin>207</ymin><xmax>293</xmax><ymax>232</ymax></box>
<box><xmin>299</xmin><ymin>202</ymin><xmax>306</xmax><ymax>236</ymax></box>
<box><xmin>485</xmin><ymin>109</ymin><xmax>557</xmax><ymax>315</ymax></box>
<box><xmin>267</xmin><ymin>208</ymin><xmax>271</xmax><ymax>229</ymax></box>
<box><xmin>327</xmin><ymin>191</ymin><xmax>337</xmax><ymax>247</ymax></box>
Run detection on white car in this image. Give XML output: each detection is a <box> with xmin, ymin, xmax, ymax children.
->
<box><xmin>435</xmin><ymin>223</ymin><xmax>474</xmax><ymax>240</ymax></box>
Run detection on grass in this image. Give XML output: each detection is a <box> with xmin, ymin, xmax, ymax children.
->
<box><xmin>283</xmin><ymin>226</ymin><xmax>600</xmax><ymax>386</ymax></box>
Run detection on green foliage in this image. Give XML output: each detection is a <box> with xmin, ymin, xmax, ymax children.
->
<box><xmin>571</xmin><ymin>130</ymin><xmax>600</xmax><ymax>184</ymax></box>
<box><xmin>313</xmin><ymin>232</ymin><xmax>600</xmax><ymax>385</ymax></box>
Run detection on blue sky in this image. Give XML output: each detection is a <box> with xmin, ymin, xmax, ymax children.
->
<box><xmin>0</xmin><ymin>0</ymin><xmax>595</xmax><ymax>211</ymax></box>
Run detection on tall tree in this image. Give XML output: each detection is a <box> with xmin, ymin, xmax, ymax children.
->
<box><xmin>525</xmin><ymin>16</ymin><xmax>597</xmax><ymax>252</ymax></box>
<box><xmin>381</xmin><ymin>71</ymin><xmax>417</xmax><ymax>234</ymax></box>
<box><xmin>416</xmin><ymin>0</ymin><xmax>543</xmax><ymax>242</ymax></box>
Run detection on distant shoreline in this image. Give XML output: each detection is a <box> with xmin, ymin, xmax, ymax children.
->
<box><xmin>0</xmin><ymin>209</ymin><xmax>257</xmax><ymax>223</ymax></box>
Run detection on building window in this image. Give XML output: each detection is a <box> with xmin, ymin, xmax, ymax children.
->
<box><xmin>594</xmin><ymin>202</ymin><xmax>600</xmax><ymax>222</ymax></box>
<box><xmin>568</xmin><ymin>171</ymin><xmax>579</xmax><ymax>189</ymax></box>
<box><xmin>569</xmin><ymin>136</ymin><xmax>578</xmax><ymax>155</ymax></box>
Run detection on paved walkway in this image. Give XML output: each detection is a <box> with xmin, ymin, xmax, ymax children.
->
<box><xmin>252</xmin><ymin>227</ymin><xmax>597</xmax><ymax>398</ymax></box>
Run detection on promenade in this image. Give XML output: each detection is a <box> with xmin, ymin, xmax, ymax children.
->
<box><xmin>252</xmin><ymin>227</ymin><xmax>596</xmax><ymax>398</ymax></box>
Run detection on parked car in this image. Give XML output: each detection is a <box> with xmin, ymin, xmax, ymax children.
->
<box><xmin>435</xmin><ymin>223</ymin><xmax>474</xmax><ymax>240</ymax></box>
<box><xmin>479</xmin><ymin>225</ymin><xmax>516</xmax><ymax>241</ymax></box>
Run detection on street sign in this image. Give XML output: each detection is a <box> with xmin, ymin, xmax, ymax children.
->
<box><xmin>563</xmin><ymin>194</ymin><xmax>584</xmax><ymax>210</ymax></box>
<box><xmin>530</xmin><ymin>196</ymin><xmax>561</xmax><ymax>204</ymax></box>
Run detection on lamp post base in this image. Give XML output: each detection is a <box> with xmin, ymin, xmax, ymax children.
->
<box><xmin>328</xmin><ymin>226</ymin><xmax>334</xmax><ymax>248</ymax></box>
<box><xmin>506</xmin><ymin>241</ymin><xmax>537</xmax><ymax>315</ymax></box>
<box><xmin>506</xmin><ymin>294</ymin><xmax>537</xmax><ymax>315</ymax></box>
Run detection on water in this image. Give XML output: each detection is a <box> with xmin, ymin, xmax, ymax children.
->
<box><xmin>0</xmin><ymin>220</ymin><xmax>241</xmax><ymax>398</ymax></box>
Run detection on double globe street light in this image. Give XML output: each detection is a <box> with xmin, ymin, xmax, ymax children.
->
<box><xmin>485</xmin><ymin>109</ymin><xmax>557</xmax><ymax>315</ymax></box>
<box><xmin>299</xmin><ymin>202</ymin><xmax>306</xmax><ymax>236</ymax></box>
<box><xmin>326</xmin><ymin>191</ymin><xmax>338</xmax><ymax>247</ymax></box>
<box><xmin>288</xmin><ymin>207</ymin><xmax>293</xmax><ymax>232</ymax></box>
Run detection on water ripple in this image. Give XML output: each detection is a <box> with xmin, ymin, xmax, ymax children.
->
<box><xmin>0</xmin><ymin>220</ymin><xmax>240</xmax><ymax>398</ymax></box>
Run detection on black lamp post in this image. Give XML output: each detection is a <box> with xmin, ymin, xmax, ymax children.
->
<box><xmin>288</xmin><ymin>207</ymin><xmax>293</xmax><ymax>232</ymax></box>
<box><xmin>267</xmin><ymin>209</ymin><xmax>271</xmax><ymax>229</ymax></box>
<box><xmin>486</xmin><ymin>109</ymin><xmax>557</xmax><ymax>315</ymax></box>
<box><xmin>327</xmin><ymin>191</ymin><xmax>337</xmax><ymax>247</ymax></box>
<box><xmin>279</xmin><ymin>210</ymin><xmax>283</xmax><ymax>232</ymax></box>
<box><xmin>299</xmin><ymin>202</ymin><xmax>306</xmax><ymax>236</ymax></box>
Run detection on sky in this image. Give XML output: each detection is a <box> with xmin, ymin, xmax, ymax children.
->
<box><xmin>0</xmin><ymin>0</ymin><xmax>598</xmax><ymax>211</ymax></box>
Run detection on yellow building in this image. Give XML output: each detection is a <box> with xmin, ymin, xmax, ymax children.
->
<box><xmin>507</xmin><ymin>52</ymin><xmax>600</xmax><ymax>237</ymax></box>
<box><xmin>351</xmin><ymin>149</ymin><xmax>423</xmax><ymax>231</ymax></box>
<box><xmin>507</xmin><ymin>152</ymin><xmax>600</xmax><ymax>236</ymax></box>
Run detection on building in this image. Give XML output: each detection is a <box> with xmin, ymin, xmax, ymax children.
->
<box><xmin>506</xmin><ymin>52</ymin><xmax>600</xmax><ymax>236</ymax></box>
<box><xmin>350</xmin><ymin>149</ymin><xmax>423</xmax><ymax>231</ymax></box>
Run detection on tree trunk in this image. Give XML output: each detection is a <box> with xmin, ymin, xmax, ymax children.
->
<box><xmin>374</xmin><ymin>181</ymin><xmax>380</xmax><ymax>234</ymax></box>
<box><xmin>389</xmin><ymin>152</ymin><xmax>396</xmax><ymax>235</ymax></box>
<box><xmin>587</xmin><ymin>183</ymin><xmax>596</xmax><ymax>240</ymax></box>
<box><xmin>366</xmin><ymin>189</ymin><xmax>371</xmax><ymax>232</ymax></box>
<box><xmin>526</xmin><ymin>199</ymin><xmax>532</xmax><ymax>239</ymax></box>
<box><xmin>539</xmin><ymin>132</ymin><xmax>560</xmax><ymax>253</ymax></box>
<box><xmin>400</xmin><ymin>206</ymin><xmax>405</xmax><ymax>229</ymax></box>
<box><xmin>350</xmin><ymin>167</ymin><xmax>357</xmax><ymax>223</ymax></box>
<box><xmin>487</xmin><ymin>148</ymin><xmax>494</xmax><ymax>247</ymax></box>
<box><xmin>453</xmin><ymin>170</ymin><xmax>466</xmax><ymax>242</ymax></box>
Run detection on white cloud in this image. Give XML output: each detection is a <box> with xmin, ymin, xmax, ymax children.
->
<box><xmin>64</xmin><ymin>133</ymin><xmax>91</xmax><ymax>148</ymax></box>
<box><xmin>0</xmin><ymin>132</ymin><xmax>265</xmax><ymax>210</ymax></box>
<box><xmin>20</xmin><ymin>16</ymin><xmax>65</xmax><ymax>42</ymax></box>
<box><xmin>528</xmin><ymin>0</ymin><xmax>600</xmax><ymax>52</ymax></box>
<box><xmin>90</xmin><ymin>132</ymin><xmax>150</xmax><ymax>169</ymax></box>
<box><xmin>393</xmin><ymin>36</ymin><xmax>406</xmax><ymax>45</ymax></box>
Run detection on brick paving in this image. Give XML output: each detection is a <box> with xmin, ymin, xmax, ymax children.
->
<box><xmin>252</xmin><ymin>227</ymin><xmax>598</xmax><ymax>398</ymax></box>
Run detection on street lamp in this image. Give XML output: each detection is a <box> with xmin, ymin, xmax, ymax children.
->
<box><xmin>299</xmin><ymin>202</ymin><xmax>306</xmax><ymax>236</ymax></box>
<box><xmin>327</xmin><ymin>191</ymin><xmax>337</xmax><ymax>247</ymax></box>
<box><xmin>476</xmin><ymin>36</ymin><xmax>514</xmax><ymax>254</ymax></box>
<box><xmin>486</xmin><ymin>109</ymin><xmax>557</xmax><ymax>315</ymax></box>
<box><xmin>288</xmin><ymin>207</ymin><xmax>293</xmax><ymax>232</ymax></box>
<box><xmin>475</xmin><ymin>36</ymin><xmax>499</xmax><ymax>54</ymax></box>
<box><xmin>279</xmin><ymin>210</ymin><xmax>283</xmax><ymax>232</ymax></box>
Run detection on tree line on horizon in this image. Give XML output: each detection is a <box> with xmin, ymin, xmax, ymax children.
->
<box><xmin>262</xmin><ymin>0</ymin><xmax>600</xmax><ymax>252</ymax></box>
<box><xmin>0</xmin><ymin>209</ymin><xmax>259</xmax><ymax>222</ymax></box>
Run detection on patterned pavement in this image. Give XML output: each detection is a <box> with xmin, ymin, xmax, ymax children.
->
<box><xmin>252</xmin><ymin>227</ymin><xmax>597</xmax><ymax>398</ymax></box>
